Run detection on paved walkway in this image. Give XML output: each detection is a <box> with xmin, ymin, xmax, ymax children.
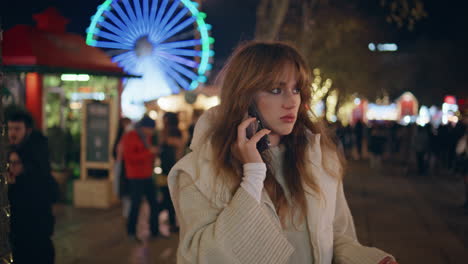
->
<box><xmin>53</xmin><ymin>160</ymin><xmax>468</xmax><ymax>264</ymax></box>
<box><xmin>345</xmin><ymin>160</ymin><xmax>468</xmax><ymax>264</ymax></box>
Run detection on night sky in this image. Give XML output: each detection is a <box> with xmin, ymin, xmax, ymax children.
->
<box><xmin>2</xmin><ymin>0</ymin><xmax>259</xmax><ymax>69</ymax></box>
<box><xmin>2</xmin><ymin>0</ymin><xmax>466</xmax><ymax>58</ymax></box>
<box><xmin>2</xmin><ymin>0</ymin><xmax>467</xmax><ymax>100</ymax></box>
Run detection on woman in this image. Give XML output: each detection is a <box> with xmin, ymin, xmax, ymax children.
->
<box><xmin>159</xmin><ymin>112</ymin><xmax>186</xmax><ymax>232</ymax></box>
<box><xmin>168</xmin><ymin>42</ymin><xmax>396</xmax><ymax>264</ymax></box>
<box><xmin>8</xmin><ymin>148</ymin><xmax>55</xmax><ymax>263</ymax></box>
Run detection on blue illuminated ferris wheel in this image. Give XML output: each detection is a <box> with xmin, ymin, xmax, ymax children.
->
<box><xmin>86</xmin><ymin>0</ymin><xmax>214</xmax><ymax>106</ymax></box>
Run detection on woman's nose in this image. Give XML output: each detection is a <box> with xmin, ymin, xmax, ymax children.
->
<box><xmin>282</xmin><ymin>92</ymin><xmax>299</xmax><ymax>109</ymax></box>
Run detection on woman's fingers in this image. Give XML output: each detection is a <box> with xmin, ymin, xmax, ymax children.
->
<box><xmin>235</xmin><ymin>118</ymin><xmax>271</xmax><ymax>163</ymax></box>
<box><xmin>249</xmin><ymin>129</ymin><xmax>271</xmax><ymax>144</ymax></box>
<box><xmin>237</xmin><ymin>117</ymin><xmax>256</xmax><ymax>142</ymax></box>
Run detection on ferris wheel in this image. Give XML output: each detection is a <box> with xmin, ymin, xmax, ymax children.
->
<box><xmin>86</xmin><ymin>0</ymin><xmax>214</xmax><ymax>116</ymax></box>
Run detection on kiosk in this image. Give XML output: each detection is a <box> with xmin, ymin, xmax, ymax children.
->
<box><xmin>73</xmin><ymin>100</ymin><xmax>118</xmax><ymax>208</ymax></box>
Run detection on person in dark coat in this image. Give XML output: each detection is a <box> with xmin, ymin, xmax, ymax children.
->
<box><xmin>159</xmin><ymin>112</ymin><xmax>186</xmax><ymax>233</ymax></box>
<box><xmin>368</xmin><ymin>124</ymin><xmax>386</xmax><ymax>169</ymax></box>
<box><xmin>7</xmin><ymin>110</ymin><xmax>58</xmax><ymax>264</ymax></box>
<box><xmin>354</xmin><ymin>120</ymin><xmax>364</xmax><ymax>159</ymax></box>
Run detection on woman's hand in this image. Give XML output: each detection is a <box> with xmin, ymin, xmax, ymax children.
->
<box><xmin>235</xmin><ymin>117</ymin><xmax>271</xmax><ymax>164</ymax></box>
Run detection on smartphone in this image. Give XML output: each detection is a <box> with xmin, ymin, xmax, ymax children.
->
<box><xmin>246</xmin><ymin>104</ymin><xmax>270</xmax><ymax>152</ymax></box>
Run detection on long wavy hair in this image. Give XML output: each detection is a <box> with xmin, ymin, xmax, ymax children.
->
<box><xmin>210</xmin><ymin>41</ymin><xmax>345</xmax><ymax>225</ymax></box>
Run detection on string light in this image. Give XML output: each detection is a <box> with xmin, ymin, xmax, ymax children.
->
<box><xmin>326</xmin><ymin>90</ymin><xmax>338</xmax><ymax>122</ymax></box>
<box><xmin>3</xmin><ymin>207</ymin><xmax>10</xmax><ymax>218</ymax></box>
<box><xmin>1</xmin><ymin>254</ymin><xmax>13</xmax><ymax>264</ymax></box>
<box><xmin>2</xmin><ymin>172</ymin><xmax>7</xmax><ymax>185</ymax></box>
<box><xmin>310</xmin><ymin>68</ymin><xmax>334</xmax><ymax>118</ymax></box>
<box><xmin>337</xmin><ymin>100</ymin><xmax>356</xmax><ymax>126</ymax></box>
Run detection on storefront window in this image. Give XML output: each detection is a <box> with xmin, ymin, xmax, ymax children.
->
<box><xmin>44</xmin><ymin>74</ymin><xmax>118</xmax><ymax>134</ymax></box>
<box><xmin>43</xmin><ymin>74</ymin><xmax>119</xmax><ymax>170</ymax></box>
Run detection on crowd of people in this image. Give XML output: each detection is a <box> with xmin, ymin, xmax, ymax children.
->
<box><xmin>4</xmin><ymin>107</ymin><xmax>192</xmax><ymax>262</ymax></box>
<box><xmin>3</xmin><ymin>104</ymin><xmax>192</xmax><ymax>263</ymax></box>
<box><xmin>4</xmin><ymin>41</ymin><xmax>401</xmax><ymax>264</ymax></box>
<box><xmin>5</xmin><ymin>94</ymin><xmax>466</xmax><ymax>264</ymax></box>
<box><xmin>6</xmin><ymin>110</ymin><xmax>58</xmax><ymax>264</ymax></box>
<box><xmin>334</xmin><ymin>119</ymin><xmax>468</xmax><ymax>208</ymax></box>
<box><xmin>112</xmin><ymin>112</ymin><xmax>191</xmax><ymax>243</ymax></box>
<box><xmin>11</xmin><ymin>41</ymin><xmax>468</xmax><ymax>264</ymax></box>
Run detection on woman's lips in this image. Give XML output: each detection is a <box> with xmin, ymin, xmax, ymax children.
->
<box><xmin>280</xmin><ymin>115</ymin><xmax>296</xmax><ymax>123</ymax></box>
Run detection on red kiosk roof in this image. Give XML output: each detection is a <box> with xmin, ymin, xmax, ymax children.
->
<box><xmin>3</xmin><ymin>7</ymin><xmax>125</xmax><ymax>75</ymax></box>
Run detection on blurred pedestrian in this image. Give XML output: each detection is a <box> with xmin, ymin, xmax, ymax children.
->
<box><xmin>113</xmin><ymin>117</ymin><xmax>132</xmax><ymax>218</ymax></box>
<box><xmin>428</xmin><ymin>125</ymin><xmax>441</xmax><ymax>176</ymax></box>
<box><xmin>438</xmin><ymin>124</ymin><xmax>450</xmax><ymax>169</ymax></box>
<box><xmin>353</xmin><ymin>120</ymin><xmax>364</xmax><ymax>160</ymax></box>
<box><xmin>121</xmin><ymin>115</ymin><xmax>162</xmax><ymax>241</ymax></box>
<box><xmin>401</xmin><ymin>124</ymin><xmax>417</xmax><ymax>175</ymax></box>
<box><xmin>7</xmin><ymin>110</ymin><xmax>58</xmax><ymax>264</ymax></box>
<box><xmin>168</xmin><ymin>42</ymin><xmax>396</xmax><ymax>264</ymax></box>
<box><xmin>159</xmin><ymin>112</ymin><xmax>186</xmax><ymax>233</ymax></box>
<box><xmin>414</xmin><ymin>125</ymin><xmax>430</xmax><ymax>176</ymax></box>
<box><xmin>455</xmin><ymin>129</ymin><xmax>468</xmax><ymax>209</ymax></box>
<box><xmin>389</xmin><ymin>122</ymin><xmax>400</xmax><ymax>155</ymax></box>
<box><xmin>368</xmin><ymin>124</ymin><xmax>386</xmax><ymax>169</ymax></box>
<box><xmin>451</xmin><ymin>122</ymin><xmax>466</xmax><ymax>173</ymax></box>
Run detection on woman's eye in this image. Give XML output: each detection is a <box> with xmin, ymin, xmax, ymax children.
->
<box><xmin>293</xmin><ymin>88</ymin><xmax>301</xmax><ymax>94</ymax></box>
<box><xmin>270</xmin><ymin>88</ymin><xmax>281</xmax><ymax>94</ymax></box>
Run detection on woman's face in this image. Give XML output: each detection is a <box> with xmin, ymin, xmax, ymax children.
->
<box><xmin>255</xmin><ymin>66</ymin><xmax>301</xmax><ymax>140</ymax></box>
<box><xmin>8</xmin><ymin>152</ymin><xmax>23</xmax><ymax>181</ymax></box>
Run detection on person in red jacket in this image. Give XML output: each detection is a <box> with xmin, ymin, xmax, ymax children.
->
<box><xmin>121</xmin><ymin>115</ymin><xmax>161</xmax><ymax>241</ymax></box>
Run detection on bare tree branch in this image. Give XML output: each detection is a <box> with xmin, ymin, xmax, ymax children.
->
<box><xmin>255</xmin><ymin>0</ymin><xmax>290</xmax><ymax>41</ymax></box>
<box><xmin>381</xmin><ymin>0</ymin><xmax>427</xmax><ymax>31</ymax></box>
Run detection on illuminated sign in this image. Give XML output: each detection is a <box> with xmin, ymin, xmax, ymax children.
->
<box><xmin>61</xmin><ymin>74</ymin><xmax>90</xmax><ymax>81</ymax></box>
<box><xmin>368</xmin><ymin>43</ymin><xmax>398</xmax><ymax>52</ymax></box>
<box><xmin>70</xmin><ymin>92</ymin><xmax>105</xmax><ymax>101</ymax></box>
<box><xmin>444</xmin><ymin>95</ymin><xmax>456</xmax><ymax>105</ymax></box>
<box><xmin>366</xmin><ymin>103</ymin><xmax>398</xmax><ymax>121</ymax></box>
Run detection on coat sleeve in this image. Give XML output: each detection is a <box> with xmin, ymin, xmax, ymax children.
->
<box><xmin>170</xmin><ymin>171</ymin><xmax>294</xmax><ymax>264</ymax></box>
<box><xmin>332</xmin><ymin>181</ymin><xmax>394</xmax><ymax>264</ymax></box>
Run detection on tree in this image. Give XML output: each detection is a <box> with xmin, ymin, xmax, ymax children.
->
<box><xmin>255</xmin><ymin>0</ymin><xmax>290</xmax><ymax>41</ymax></box>
<box><xmin>255</xmin><ymin>0</ymin><xmax>427</xmax><ymax>41</ymax></box>
<box><xmin>255</xmin><ymin>0</ymin><xmax>428</xmax><ymax>104</ymax></box>
<box><xmin>380</xmin><ymin>0</ymin><xmax>428</xmax><ymax>31</ymax></box>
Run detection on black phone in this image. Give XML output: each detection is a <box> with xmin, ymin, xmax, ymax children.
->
<box><xmin>246</xmin><ymin>104</ymin><xmax>270</xmax><ymax>152</ymax></box>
